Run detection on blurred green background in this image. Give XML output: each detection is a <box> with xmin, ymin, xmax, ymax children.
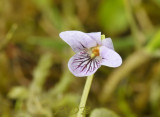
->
<box><xmin>0</xmin><ymin>0</ymin><xmax>160</xmax><ymax>117</ymax></box>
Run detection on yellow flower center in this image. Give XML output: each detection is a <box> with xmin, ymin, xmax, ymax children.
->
<box><xmin>91</xmin><ymin>46</ymin><xmax>100</xmax><ymax>58</ymax></box>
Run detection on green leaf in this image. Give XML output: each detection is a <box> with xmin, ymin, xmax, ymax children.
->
<box><xmin>153</xmin><ymin>0</ymin><xmax>160</xmax><ymax>6</ymax></box>
<box><xmin>98</xmin><ymin>0</ymin><xmax>128</xmax><ymax>35</ymax></box>
<box><xmin>113</xmin><ymin>36</ymin><xmax>134</xmax><ymax>51</ymax></box>
<box><xmin>27</xmin><ymin>36</ymin><xmax>68</xmax><ymax>51</ymax></box>
<box><xmin>8</xmin><ymin>86</ymin><xmax>28</xmax><ymax>99</ymax></box>
<box><xmin>90</xmin><ymin>108</ymin><xmax>120</xmax><ymax>117</ymax></box>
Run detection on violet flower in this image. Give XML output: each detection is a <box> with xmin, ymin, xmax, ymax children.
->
<box><xmin>59</xmin><ymin>31</ymin><xmax>122</xmax><ymax>77</ymax></box>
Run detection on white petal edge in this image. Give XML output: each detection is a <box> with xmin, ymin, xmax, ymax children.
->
<box><xmin>102</xmin><ymin>38</ymin><xmax>114</xmax><ymax>50</ymax></box>
<box><xmin>87</xmin><ymin>32</ymin><xmax>101</xmax><ymax>45</ymax></box>
<box><xmin>59</xmin><ymin>31</ymin><xmax>97</xmax><ymax>53</ymax></box>
<box><xmin>100</xmin><ymin>46</ymin><xmax>122</xmax><ymax>67</ymax></box>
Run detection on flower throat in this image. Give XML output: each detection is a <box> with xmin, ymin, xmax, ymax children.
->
<box><xmin>91</xmin><ymin>46</ymin><xmax>100</xmax><ymax>59</ymax></box>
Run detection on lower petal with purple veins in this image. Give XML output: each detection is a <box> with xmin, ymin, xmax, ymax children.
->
<box><xmin>68</xmin><ymin>51</ymin><xmax>101</xmax><ymax>77</ymax></box>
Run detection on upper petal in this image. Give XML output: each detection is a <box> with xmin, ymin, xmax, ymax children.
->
<box><xmin>59</xmin><ymin>31</ymin><xmax>97</xmax><ymax>53</ymax></box>
<box><xmin>102</xmin><ymin>38</ymin><xmax>114</xmax><ymax>50</ymax></box>
<box><xmin>100</xmin><ymin>46</ymin><xmax>122</xmax><ymax>67</ymax></box>
<box><xmin>68</xmin><ymin>51</ymin><xmax>101</xmax><ymax>77</ymax></box>
<box><xmin>87</xmin><ymin>32</ymin><xmax>101</xmax><ymax>45</ymax></box>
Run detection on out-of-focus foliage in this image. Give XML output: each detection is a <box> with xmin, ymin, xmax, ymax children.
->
<box><xmin>90</xmin><ymin>108</ymin><xmax>120</xmax><ymax>117</ymax></box>
<box><xmin>0</xmin><ymin>0</ymin><xmax>160</xmax><ymax>117</ymax></box>
<box><xmin>98</xmin><ymin>0</ymin><xmax>128</xmax><ymax>35</ymax></box>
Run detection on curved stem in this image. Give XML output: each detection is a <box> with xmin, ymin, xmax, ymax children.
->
<box><xmin>77</xmin><ymin>74</ymin><xmax>94</xmax><ymax>117</ymax></box>
<box><xmin>99</xmin><ymin>50</ymin><xmax>151</xmax><ymax>103</ymax></box>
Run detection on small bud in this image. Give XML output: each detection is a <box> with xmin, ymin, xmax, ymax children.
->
<box><xmin>101</xmin><ymin>34</ymin><xmax>105</xmax><ymax>40</ymax></box>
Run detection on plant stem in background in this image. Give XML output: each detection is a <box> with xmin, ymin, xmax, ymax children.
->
<box><xmin>27</xmin><ymin>53</ymin><xmax>53</xmax><ymax>116</ymax></box>
<box><xmin>0</xmin><ymin>24</ymin><xmax>17</xmax><ymax>51</ymax></box>
<box><xmin>99</xmin><ymin>50</ymin><xmax>151</xmax><ymax>103</ymax></box>
<box><xmin>123</xmin><ymin>0</ymin><xmax>145</xmax><ymax>48</ymax></box>
<box><xmin>77</xmin><ymin>74</ymin><xmax>94</xmax><ymax>117</ymax></box>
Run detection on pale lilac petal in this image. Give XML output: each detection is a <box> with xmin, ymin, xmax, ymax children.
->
<box><xmin>68</xmin><ymin>51</ymin><xmax>101</xmax><ymax>77</ymax></box>
<box><xmin>87</xmin><ymin>32</ymin><xmax>101</xmax><ymax>45</ymax></box>
<box><xmin>59</xmin><ymin>31</ymin><xmax>97</xmax><ymax>53</ymax></box>
<box><xmin>102</xmin><ymin>38</ymin><xmax>114</xmax><ymax>50</ymax></box>
<box><xmin>100</xmin><ymin>46</ymin><xmax>122</xmax><ymax>67</ymax></box>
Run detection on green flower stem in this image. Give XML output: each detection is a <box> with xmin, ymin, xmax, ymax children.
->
<box><xmin>77</xmin><ymin>74</ymin><xmax>94</xmax><ymax>117</ymax></box>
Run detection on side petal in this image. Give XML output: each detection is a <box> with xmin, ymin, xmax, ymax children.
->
<box><xmin>100</xmin><ymin>46</ymin><xmax>122</xmax><ymax>67</ymax></box>
<box><xmin>59</xmin><ymin>31</ymin><xmax>97</xmax><ymax>53</ymax></box>
<box><xmin>102</xmin><ymin>38</ymin><xmax>114</xmax><ymax>50</ymax></box>
<box><xmin>68</xmin><ymin>51</ymin><xmax>101</xmax><ymax>77</ymax></box>
<box><xmin>87</xmin><ymin>32</ymin><xmax>101</xmax><ymax>45</ymax></box>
